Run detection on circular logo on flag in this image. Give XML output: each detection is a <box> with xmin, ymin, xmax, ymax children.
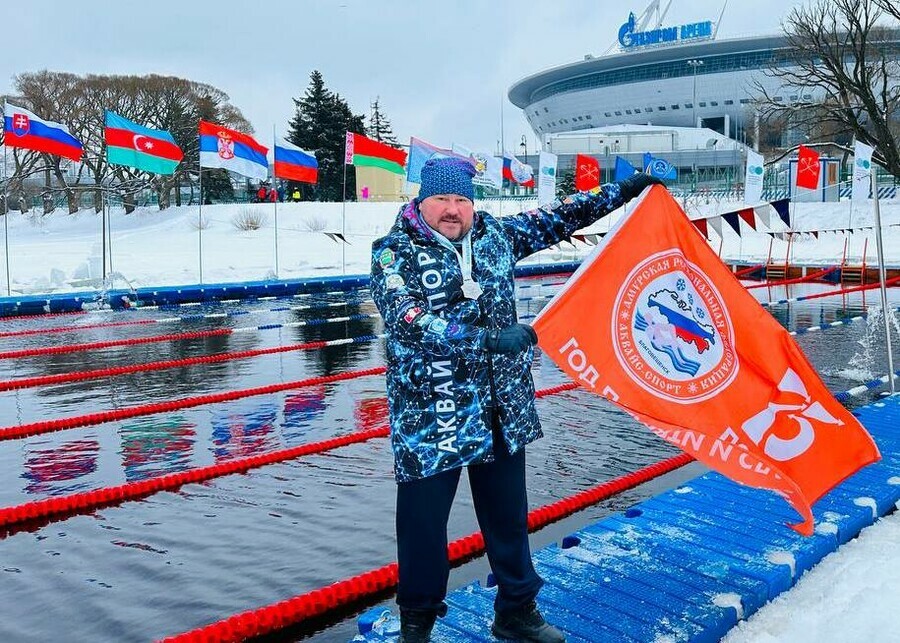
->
<box><xmin>217</xmin><ymin>133</ymin><xmax>235</xmax><ymax>160</ymax></box>
<box><xmin>612</xmin><ymin>249</ymin><xmax>738</xmax><ymax>403</ymax></box>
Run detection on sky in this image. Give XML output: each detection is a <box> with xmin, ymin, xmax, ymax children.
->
<box><xmin>2</xmin><ymin>0</ymin><xmax>806</xmax><ymax>155</ymax></box>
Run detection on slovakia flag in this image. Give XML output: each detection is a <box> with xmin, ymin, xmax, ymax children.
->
<box><xmin>3</xmin><ymin>103</ymin><xmax>83</xmax><ymax>162</ymax></box>
<box><xmin>274</xmin><ymin>139</ymin><xmax>318</xmax><ymax>184</ymax></box>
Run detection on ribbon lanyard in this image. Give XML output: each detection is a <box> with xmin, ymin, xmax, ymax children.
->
<box><xmin>432</xmin><ymin>229</ymin><xmax>474</xmax><ymax>283</ymax></box>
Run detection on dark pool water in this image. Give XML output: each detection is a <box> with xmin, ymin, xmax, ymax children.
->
<box><xmin>0</xmin><ymin>276</ymin><xmax>897</xmax><ymax>642</ymax></box>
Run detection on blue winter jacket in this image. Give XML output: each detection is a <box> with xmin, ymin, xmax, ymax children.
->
<box><xmin>370</xmin><ymin>186</ymin><xmax>626</xmax><ymax>482</ymax></box>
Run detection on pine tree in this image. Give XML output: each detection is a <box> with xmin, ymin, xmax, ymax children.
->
<box><xmin>287</xmin><ymin>70</ymin><xmax>367</xmax><ymax>201</ymax></box>
<box><xmin>369</xmin><ymin>97</ymin><xmax>398</xmax><ymax>146</ymax></box>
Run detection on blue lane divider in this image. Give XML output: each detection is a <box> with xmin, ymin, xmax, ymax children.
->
<box><xmin>354</xmin><ymin>394</ymin><xmax>900</xmax><ymax>642</ymax></box>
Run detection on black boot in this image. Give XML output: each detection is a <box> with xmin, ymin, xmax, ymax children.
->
<box><xmin>399</xmin><ymin>607</ymin><xmax>437</xmax><ymax>643</ymax></box>
<box><xmin>491</xmin><ymin>601</ymin><xmax>566</xmax><ymax>642</ymax></box>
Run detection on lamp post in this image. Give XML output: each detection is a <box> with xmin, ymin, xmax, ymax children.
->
<box><xmin>687</xmin><ymin>59</ymin><xmax>704</xmax><ymax>128</ymax></box>
<box><xmin>520</xmin><ymin>134</ymin><xmax>528</xmax><ymax>194</ymax></box>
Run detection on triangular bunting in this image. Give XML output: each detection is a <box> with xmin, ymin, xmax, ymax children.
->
<box><xmin>722</xmin><ymin>211</ymin><xmax>742</xmax><ymax>235</ymax></box>
<box><xmin>692</xmin><ymin>218</ymin><xmax>709</xmax><ymax>239</ymax></box>
<box><xmin>812</xmin><ymin>231</ymin><xmax>819</xmax><ymax>239</ymax></box>
<box><xmin>572</xmin><ymin>234</ymin><xmax>586</xmax><ymax>244</ymax></box>
<box><xmin>771</xmin><ymin>198</ymin><xmax>791</xmax><ymax>228</ymax></box>
<box><xmin>738</xmin><ymin>207</ymin><xmax>757</xmax><ymax>230</ymax></box>
<box><xmin>708</xmin><ymin>216</ymin><xmax>725</xmax><ymax>238</ymax></box>
<box><xmin>754</xmin><ymin>204</ymin><xmax>773</xmax><ymax>229</ymax></box>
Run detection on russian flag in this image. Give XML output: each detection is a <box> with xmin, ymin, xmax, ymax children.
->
<box><xmin>274</xmin><ymin>139</ymin><xmax>318</xmax><ymax>184</ymax></box>
<box><xmin>502</xmin><ymin>156</ymin><xmax>535</xmax><ymax>187</ymax></box>
<box><xmin>199</xmin><ymin>120</ymin><xmax>268</xmax><ymax>180</ymax></box>
<box><xmin>4</xmin><ymin>103</ymin><xmax>83</xmax><ymax>162</ymax></box>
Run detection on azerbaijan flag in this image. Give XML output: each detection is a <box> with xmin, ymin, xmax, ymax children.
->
<box><xmin>105</xmin><ymin>110</ymin><xmax>183</xmax><ymax>175</ymax></box>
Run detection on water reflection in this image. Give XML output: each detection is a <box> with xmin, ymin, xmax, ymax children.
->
<box><xmin>119</xmin><ymin>416</ymin><xmax>196</xmax><ymax>481</ymax></box>
<box><xmin>22</xmin><ymin>438</ymin><xmax>100</xmax><ymax>495</ymax></box>
<box><xmin>211</xmin><ymin>401</ymin><xmax>279</xmax><ymax>461</ymax></box>
<box><xmin>283</xmin><ymin>385</ymin><xmax>328</xmax><ymax>443</ymax></box>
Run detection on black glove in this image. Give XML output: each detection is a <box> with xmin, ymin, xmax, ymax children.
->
<box><xmin>482</xmin><ymin>323</ymin><xmax>538</xmax><ymax>354</ymax></box>
<box><xmin>618</xmin><ymin>173</ymin><xmax>666</xmax><ymax>201</ymax></box>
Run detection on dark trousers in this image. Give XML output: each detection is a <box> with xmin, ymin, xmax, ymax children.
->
<box><xmin>395</xmin><ymin>438</ymin><xmax>543</xmax><ymax>616</ymax></box>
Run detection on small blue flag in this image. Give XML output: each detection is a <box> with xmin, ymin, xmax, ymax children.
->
<box><xmin>642</xmin><ymin>152</ymin><xmax>677</xmax><ymax>180</ymax></box>
<box><xmin>614</xmin><ymin>156</ymin><xmax>638</xmax><ymax>182</ymax></box>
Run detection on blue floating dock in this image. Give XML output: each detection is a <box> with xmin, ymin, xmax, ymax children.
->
<box><xmin>355</xmin><ymin>395</ymin><xmax>900</xmax><ymax>642</ymax></box>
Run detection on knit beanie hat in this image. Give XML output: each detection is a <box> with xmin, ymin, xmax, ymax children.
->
<box><xmin>418</xmin><ymin>157</ymin><xmax>475</xmax><ymax>202</ymax></box>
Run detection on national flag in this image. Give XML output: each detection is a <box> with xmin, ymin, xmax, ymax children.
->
<box><xmin>199</xmin><ymin>120</ymin><xmax>269</xmax><ymax>180</ymax></box>
<box><xmin>274</xmin><ymin>139</ymin><xmax>318</xmax><ymax>184</ymax></box>
<box><xmin>796</xmin><ymin>145</ymin><xmax>820</xmax><ymax>190</ymax></box>
<box><xmin>345</xmin><ymin>131</ymin><xmax>406</xmax><ymax>175</ymax></box>
<box><xmin>533</xmin><ymin>185</ymin><xmax>880</xmax><ymax>535</ymax></box>
<box><xmin>643</xmin><ymin>152</ymin><xmax>677</xmax><ymax>180</ymax></box>
<box><xmin>502</xmin><ymin>155</ymin><xmax>534</xmax><ymax>187</ymax></box>
<box><xmin>575</xmin><ymin>154</ymin><xmax>601</xmax><ymax>192</ymax></box>
<box><xmin>453</xmin><ymin>144</ymin><xmax>503</xmax><ymax>189</ymax></box>
<box><xmin>614</xmin><ymin>156</ymin><xmax>638</xmax><ymax>182</ymax></box>
<box><xmin>3</xmin><ymin>102</ymin><xmax>83</xmax><ymax>161</ymax></box>
<box><xmin>104</xmin><ymin>111</ymin><xmax>183</xmax><ymax>175</ymax></box>
<box><xmin>406</xmin><ymin>137</ymin><xmax>462</xmax><ymax>184</ymax></box>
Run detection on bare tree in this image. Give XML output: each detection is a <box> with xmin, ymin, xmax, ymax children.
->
<box><xmin>754</xmin><ymin>0</ymin><xmax>900</xmax><ymax>177</ymax></box>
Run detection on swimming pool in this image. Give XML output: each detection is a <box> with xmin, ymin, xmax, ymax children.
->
<box><xmin>0</xmin><ymin>275</ymin><xmax>897</xmax><ymax>642</ymax></box>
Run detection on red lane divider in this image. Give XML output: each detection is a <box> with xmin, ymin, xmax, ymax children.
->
<box><xmin>0</xmin><ymin>328</ymin><xmax>233</xmax><ymax>360</ymax></box>
<box><xmin>0</xmin><ymin>382</ymin><xmax>579</xmax><ymax>530</ymax></box>
<box><xmin>734</xmin><ymin>264</ymin><xmax>764</xmax><ymax>277</ymax></box>
<box><xmin>0</xmin><ymin>318</ymin><xmax>157</xmax><ymax>339</ymax></box>
<box><xmin>746</xmin><ymin>265</ymin><xmax>838</xmax><ymax>290</ymax></box>
<box><xmin>795</xmin><ymin>274</ymin><xmax>900</xmax><ymax>301</ymax></box>
<box><xmin>0</xmin><ymin>336</ymin><xmax>377</xmax><ymax>392</ymax></box>
<box><xmin>160</xmin><ymin>450</ymin><xmax>694</xmax><ymax>642</ymax></box>
<box><xmin>0</xmin><ymin>367</ymin><xmax>386</xmax><ymax>442</ymax></box>
<box><xmin>0</xmin><ymin>427</ymin><xmax>389</xmax><ymax>530</ymax></box>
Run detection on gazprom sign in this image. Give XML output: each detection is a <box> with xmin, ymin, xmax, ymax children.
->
<box><xmin>618</xmin><ymin>12</ymin><xmax>714</xmax><ymax>49</ymax></box>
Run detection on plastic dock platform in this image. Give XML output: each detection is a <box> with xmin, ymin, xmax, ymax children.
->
<box><xmin>355</xmin><ymin>395</ymin><xmax>900</xmax><ymax>642</ymax></box>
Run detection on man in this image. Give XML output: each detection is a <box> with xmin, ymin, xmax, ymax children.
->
<box><xmin>370</xmin><ymin>157</ymin><xmax>662</xmax><ymax>642</ymax></box>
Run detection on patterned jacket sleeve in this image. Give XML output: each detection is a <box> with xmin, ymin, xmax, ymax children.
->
<box><xmin>371</xmin><ymin>236</ymin><xmax>488</xmax><ymax>354</ymax></box>
<box><xmin>499</xmin><ymin>182</ymin><xmax>627</xmax><ymax>261</ymax></box>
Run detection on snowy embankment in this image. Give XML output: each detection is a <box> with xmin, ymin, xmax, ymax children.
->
<box><xmin>1</xmin><ymin>196</ymin><xmax>898</xmax><ymax>296</ymax></box>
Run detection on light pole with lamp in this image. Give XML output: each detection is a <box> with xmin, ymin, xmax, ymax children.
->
<box><xmin>520</xmin><ymin>134</ymin><xmax>528</xmax><ymax>194</ymax></box>
<box><xmin>687</xmin><ymin>59</ymin><xmax>704</xmax><ymax>128</ymax></box>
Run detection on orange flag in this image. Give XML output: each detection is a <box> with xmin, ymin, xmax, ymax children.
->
<box><xmin>533</xmin><ymin>186</ymin><xmax>880</xmax><ymax>535</ymax></box>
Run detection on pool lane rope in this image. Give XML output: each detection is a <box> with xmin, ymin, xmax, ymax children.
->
<box><xmin>0</xmin><ymin>299</ymin><xmax>362</xmax><ymax>339</ymax></box>
<box><xmin>760</xmin><ymin>274</ymin><xmax>900</xmax><ymax>306</ymax></box>
<box><xmin>0</xmin><ymin>313</ymin><xmax>381</xmax><ymax>360</ymax></box>
<box><xmin>157</xmin><ymin>451</ymin><xmax>695</xmax><ymax>643</ymax></box>
<box><xmin>0</xmin><ymin>334</ymin><xmax>385</xmax><ymax>392</ymax></box>
<box><xmin>734</xmin><ymin>263</ymin><xmax>765</xmax><ymax>277</ymax></box>
<box><xmin>745</xmin><ymin>265</ymin><xmax>839</xmax><ymax>290</ymax></box>
<box><xmin>0</xmin><ymin>366</ymin><xmax>387</xmax><ymax>442</ymax></box>
<box><xmin>0</xmin><ymin>382</ymin><xmax>579</xmax><ymax>531</ymax></box>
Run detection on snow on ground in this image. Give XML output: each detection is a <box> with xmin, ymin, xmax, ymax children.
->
<box><xmin>2</xmin><ymin>194</ymin><xmax>899</xmax><ymax>642</ymax></box>
<box><xmin>1</xmin><ymin>195</ymin><xmax>899</xmax><ymax>296</ymax></box>
<box><xmin>722</xmin><ymin>506</ymin><xmax>900</xmax><ymax>643</ymax></box>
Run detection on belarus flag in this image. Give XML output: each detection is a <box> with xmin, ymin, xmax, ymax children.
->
<box><xmin>533</xmin><ymin>185</ymin><xmax>880</xmax><ymax>535</ymax></box>
<box><xmin>3</xmin><ymin>103</ymin><xmax>83</xmax><ymax>162</ymax></box>
<box><xmin>105</xmin><ymin>111</ymin><xmax>183</xmax><ymax>175</ymax></box>
<box><xmin>274</xmin><ymin>139</ymin><xmax>318</xmax><ymax>184</ymax></box>
<box><xmin>199</xmin><ymin>120</ymin><xmax>268</xmax><ymax>180</ymax></box>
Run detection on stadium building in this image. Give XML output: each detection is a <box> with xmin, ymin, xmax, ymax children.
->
<box><xmin>508</xmin><ymin>2</ymin><xmax>821</xmax><ymax>188</ymax></box>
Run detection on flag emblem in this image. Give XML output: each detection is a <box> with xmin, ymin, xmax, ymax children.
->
<box><xmin>217</xmin><ymin>132</ymin><xmax>235</xmax><ymax>160</ymax></box>
<box><xmin>613</xmin><ymin>250</ymin><xmax>738</xmax><ymax>403</ymax></box>
<box><xmin>11</xmin><ymin>112</ymin><xmax>30</xmax><ymax>136</ymax></box>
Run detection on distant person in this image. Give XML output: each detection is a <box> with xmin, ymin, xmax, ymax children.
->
<box><xmin>277</xmin><ymin>185</ymin><xmax>286</xmax><ymax>202</ymax></box>
<box><xmin>256</xmin><ymin>185</ymin><xmax>267</xmax><ymax>203</ymax></box>
<box><xmin>292</xmin><ymin>188</ymin><xmax>302</xmax><ymax>202</ymax></box>
<box><xmin>370</xmin><ymin>157</ymin><xmax>663</xmax><ymax>643</ymax></box>
<box><xmin>268</xmin><ymin>188</ymin><xmax>277</xmax><ymax>203</ymax></box>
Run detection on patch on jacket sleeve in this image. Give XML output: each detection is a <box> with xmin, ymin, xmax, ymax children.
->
<box><xmin>385</xmin><ymin>273</ymin><xmax>405</xmax><ymax>290</ymax></box>
<box><xmin>427</xmin><ymin>318</ymin><xmax>448</xmax><ymax>335</ymax></box>
<box><xmin>377</xmin><ymin>247</ymin><xmax>396</xmax><ymax>269</ymax></box>
<box><xmin>402</xmin><ymin>306</ymin><xmax>423</xmax><ymax>324</ymax></box>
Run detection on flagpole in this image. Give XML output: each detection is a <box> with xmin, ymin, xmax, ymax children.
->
<box><xmin>2</xmin><ymin>100</ymin><xmax>9</xmax><ymax>296</ymax></box>
<box><xmin>499</xmin><ymin>93</ymin><xmax>505</xmax><ymax>217</ymax></box>
<box><xmin>341</xmin><ymin>135</ymin><xmax>348</xmax><ymax>276</ymax></box>
<box><xmin>102</xmin><ymin>181</ymin><xmax>108</xmax><ymax>284</ymax></box>
<box><xmin>273</xmin><ymin>125</ymin><xmax>279</xmax><ymax>278</ymax></box>
<box><xmin>198</xmin><ymin>163</ymin><xmax>204</xmax><ymax>284</ymax></box>
<box><xmin>870</xmin><ymin>169</ymin><xmax>896</xmax><ymax>395</ymax></box>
